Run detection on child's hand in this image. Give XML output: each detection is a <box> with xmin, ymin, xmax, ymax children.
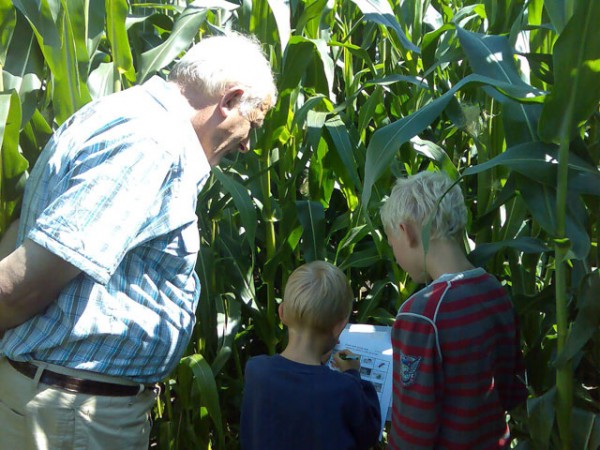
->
<box><xmin>332</xmin><ymin>350</ymin><xmax>361</xmax><ymax>372</ymax></box>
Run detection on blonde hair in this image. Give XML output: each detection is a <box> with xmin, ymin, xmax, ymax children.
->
<box><xmin>168</xmin><ymin>32</ymin><xmax>277</xmax><ymax>116</ymax></box>
<box><xmin>380</xmin><ymin>171</ymin><xmax>467</xmax><ymax>240</ymax></box>
<box><xmin>283</xmin><ymin>261</ymin><xmax>353</xmax><ymax>332</ymax></box>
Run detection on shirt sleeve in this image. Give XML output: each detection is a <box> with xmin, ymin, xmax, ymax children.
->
<box><xmin>498</xmin><ymin>311</ymin><xmax>528</xmax><ymax>411</ymax></box>
<box><xmin>343</xmin><ymin>370</ymin><xmax>382</xmax><ymax>449</ymax></box>
<box><xmin>389</xmin><ymin>313</ymin><xmax>442</xmax><ymax>450</ymax></box>
<box><xmin>28</xmin><ymin>135</ymin><xmax>177</xmax><ymax>285</ymax></box>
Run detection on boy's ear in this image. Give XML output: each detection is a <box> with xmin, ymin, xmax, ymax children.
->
<box><xmin>218</xmin><ymin>87</ymin><xmax>244</xmax><ymax>118</ymax></box>
<box><xmin>278</xmin><ymin>303</ymin><xmax>287</xmax><ymax>325</ymax></box>
<box><xmin>332</xmin><ymin>318</ymin><xmax>348</xmax><ymax>339</ymax></box>
<box><xmin>400</xmin><ymin>222</ymin><xmax>420</xmax><ymax>248</ymax></box>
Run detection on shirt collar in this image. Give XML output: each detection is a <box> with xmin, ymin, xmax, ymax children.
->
<box><xmin>142</xmin><ymin>76</ymin><xmax>211</xmax><ymax>193</ymax></box>
<box><xmin>435</xmin><ymin>267</ymin><xmax>485</xmax><ymax>283</ymax></box>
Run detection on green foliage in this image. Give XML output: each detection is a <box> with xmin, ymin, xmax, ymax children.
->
<box><xmin>1</xmin><ymin>0</ymin><xmax>599</xmax><ymax>449</ymax></box>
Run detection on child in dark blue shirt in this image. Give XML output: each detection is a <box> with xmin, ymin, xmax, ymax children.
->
<box><xmin>240</xmin><ymin>261</ymin><xmax>381</xmax><ymax>450</ymax></box>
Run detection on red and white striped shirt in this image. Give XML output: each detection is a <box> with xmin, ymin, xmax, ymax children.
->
<box><xmin>389</xmin><ymin>268</ymin><xmax>527</xmax><ymax>449</ymax></box>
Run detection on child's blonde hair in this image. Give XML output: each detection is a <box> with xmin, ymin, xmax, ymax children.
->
<box><xmin>380</xmin><ymin>171</ymin><xmax>467</xmax><ymax>240</ymax></box>
<box><xmin>283</xmin><ymin>261</ymin><xmax>353</xmax><ymax>332</ymax></box>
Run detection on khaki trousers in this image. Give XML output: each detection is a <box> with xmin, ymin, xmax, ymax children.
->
<box><xmin>0</xmin><ymin>357</ymin><xmax>157</xmax><ymax>450</ymax></box>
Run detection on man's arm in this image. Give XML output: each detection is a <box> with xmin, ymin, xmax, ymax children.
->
<box><xmin>0</xmin><ymin>238</ymin><xmax>81</xmax><ymax>332</ymax></box>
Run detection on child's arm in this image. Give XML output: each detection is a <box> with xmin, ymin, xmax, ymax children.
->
<box><xmin>389</xmin><ymin>314</ymin><xmax>441</xmax><ymax>450</ymax></box>
<box><xmin>498</xmin><ymin>310</ymin><xmax>528</xmax><ymax>410</ymax></box>
<box><xmin>331</xmin><ymin>349</ymin><xmax>361</xmax><ymax>372</ymax></box>
<box><xmin>343</xmin><ymin>362</ymin><xmax>382</xmax><ymax>449</ymax></box>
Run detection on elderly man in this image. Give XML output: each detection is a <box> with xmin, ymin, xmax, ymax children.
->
<box><xmin>0</xmin><ymin>32</ymin><xmax>276</xmax><ymax>450</ymax></box>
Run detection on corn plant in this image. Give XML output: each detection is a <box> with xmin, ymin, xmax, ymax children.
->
<box><xmin>0</xmin><ymin>0</ymin><xmax>598</xmax><ymax>449</ymax></box>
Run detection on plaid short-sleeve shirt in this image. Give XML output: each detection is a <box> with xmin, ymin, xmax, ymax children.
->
<box><xmin>0</xmin><ymin>77</ymin><xmax>210</xmax><ymax>383</ymax></box>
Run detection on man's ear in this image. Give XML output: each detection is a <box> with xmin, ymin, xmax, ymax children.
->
<box><xmin>218</xmin><ymin>87</ymin><xmax>244</xmax><ymax>118</ymax></box>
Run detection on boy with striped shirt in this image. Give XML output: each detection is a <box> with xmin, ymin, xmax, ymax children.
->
<box><xmin>380</xmin><ymin>171</ymin><xmax>527</xmax><ymax>449</ymax></box>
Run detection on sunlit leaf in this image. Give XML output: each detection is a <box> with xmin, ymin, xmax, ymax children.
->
<box><xmin>349</xmin><ymin>0</ymin><xmax>420</xmax><ymax>53</ymax></box>
<box><xmin>462</xmin><ymin>141</ymin><xmax>600</xmax><ymax>195</ymax></box>
<box><xmin>296</xmin><ymin>200</ymin><xmax>325</xmax><ymax>262</ymax></box>
<box><xmin>0</xmin><ymin>0</ymin><xmax>16</xmax><ymax>65</ymax></box>
<box><xmin>410</xmin><ymin>136</ymin><xmax>459</xmax><ymax>180</ymax></box>
<box><xmin>539</xmin><ymin>0</ymin><xmax>600</xmax><ymax>142</ymax></box>
<box><xmin>218</xmin><ymin>234</ymin><xmax>257</xmax><ymax>309</ymax></box>
<box><xmin>179</xmin><ymin>354</ymin><xmax>224</xmax><ymax>448</ymax></box>
<box><xmin>295</xmin><ymin>0</ymin><xmax>328</xmax><ymax>39</ymax></box>
<box><xmin>362</xmin><ymin>88</ymin><xmax>453</xmax><ymax>207</ymax></box>
<box><xmin>325</xmin><ymin>116</ymin><xmax>362</xmax><ymax>191</ymax></box>
<box><xmin>457</xmin><ymin>27</ymin><xmax>542</xmax><ymax>144</ymax></box>
<box><xmin>362</xmin><ymin>73</ymin><xmax>543</xmax><ymax>207</ymax></box>
<box><xmin>279</xmin><ymin>36</ymin><xmax>316</xmax><ymax>91</ymax></box>
<box><xmin>543</xmin><ymin>0</ymin><xmax>574</xmax><ymax>34</ymax></box>
<box><xmin>0</xmin><ymin>91</ymin><xmax>28</xmax><ymax>228</ymax></box>
<box><xmin>13</xmin><ymin>0</ymin><xmax>91</xmax><ymax>123</ymax></box>
<box><xmin>2</xmin><ymin>72</ymin><xmax>41</xmax><ymax>127</ymax></box>
<box><xmin>65</xmin><ymin>0</ymin><xmax>90</xmax><ymax>81</ymax></box>
<box><xmin>366</xmin><ymin>74</ymin><xmax>431</xmax><ymax>90</ymax></box>
<box><xmin>138</xmin><ymin>1</ymin><xmax>213</xmax><ymax>82</ymax></box>
<box><xmin>87</xmin><ymin>62</ymin><xmax>115</xmax><ymax>99</ymax></box>
<box><xmin>212</xmin><ymin>167</ymin><xmax>257</xmax><ymax>247</ymax></box>
<box><xmin>106</xmin><ymin>0</ymin><xmax>135</xmax><ymax>84</ymax></box>
<box><xmin>266</xmin><ymin>0</ymin><xmax>290</xmax><ymax>52</ymax></box>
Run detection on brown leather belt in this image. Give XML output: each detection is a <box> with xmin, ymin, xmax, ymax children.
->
<box><xmin>7</xmin><ymin>359</ymin><xmax>154</xmax><ymax>397</ymax></box>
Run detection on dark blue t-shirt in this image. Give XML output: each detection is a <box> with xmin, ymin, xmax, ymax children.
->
<box><xmin>240</xmin><ymin>354</ymin><xmax>381</xmax><ymax>450</ymax></box>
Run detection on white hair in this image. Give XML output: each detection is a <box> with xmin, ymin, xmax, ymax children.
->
<box><xmin>380</xmin><ymin>171</ymin><xmax>467</xmax><ymax>240</ymax></box>
<box><xmin>168</xmin><ymin>32</ymin><xmax>277</xmax><ymax>115</ymax></box>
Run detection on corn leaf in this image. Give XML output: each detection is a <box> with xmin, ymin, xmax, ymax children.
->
<box><xmin>457</xmin><ymin>27</ymin><xmax>541</xmax><ymax>144</ymax></box>
<box><xmin>138</xmin><ymin>1</ymin><xmax>211</xmax><ymax>82</ymax></box>
<box><xmin>350</xmin><ymin>0</ymin><xmax>420</xmax><ymax>54</ymax></box>
<box><xmin>13</xmin><ymin>0</ymin><xmax>90</xmax><ymax>123</ymax></box>
<box><xmin>106</xmin><ymin>0</ymin><xmax>135</xmax><ymax>85</ymax></box>
<box><xmin>0</xmin><ymin>0</ymin><xmax>15</xmax><ymax>65</ymax></box>
<box><xmin>0</xmin><ymin>91</ymin><xmax>27</xmax><ymax>228</ymax></box>
<box><xmin>296</xmin><ymin>200</ymin><xmax>325</xmax><ymax>262</ymax></box>
<box><xmin>554</xmin><ymin>272</ymin><xmax>600</xmax><ymax>366</ymax></box>
<box><xmin>179</xmin><ymin>354</ymin><xmax>224</xmax><ymax>449</ymax></box>
<box><xmin>527</xmin><ymin>387</ymin><xmax>556</xmax><ymax>449</ymax></box>
<box><xmin>212</xmin><ymin>167</ymin><xmax>257</xmax><ymax>247</ymax></box>
<box><xmin>539</xmin><ymin>0</ymin><xmax>600</xmax><ymax>142</ymax></box>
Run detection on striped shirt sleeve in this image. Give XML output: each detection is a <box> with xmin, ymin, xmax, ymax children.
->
<box><xmin>389</xmin><ymin>289</ymin><xmax>445</xmax><ymax>449</ymax></box>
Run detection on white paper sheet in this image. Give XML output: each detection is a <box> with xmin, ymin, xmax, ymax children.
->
<box><xmin>327</xmin><ymin>323</ymin><xmax>393</xmax><ymax>438</ymax></box>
